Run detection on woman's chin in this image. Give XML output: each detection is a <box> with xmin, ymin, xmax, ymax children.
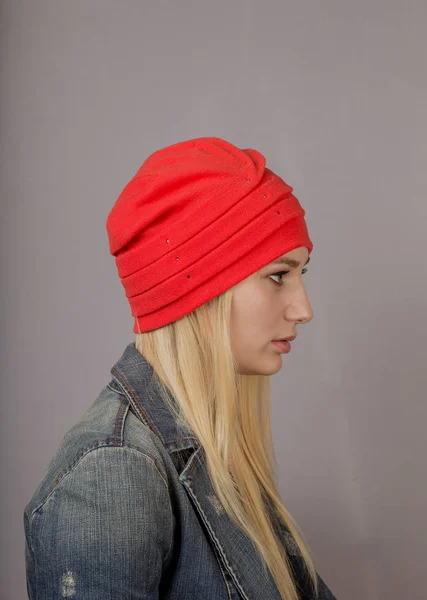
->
<box><xmin>237</xmin><ymin>353</ymin><xmax>283</xmax><ymax>376</ymax></box>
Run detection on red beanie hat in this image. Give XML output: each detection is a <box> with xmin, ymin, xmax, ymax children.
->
<box><xmin>106</xmin><ymin>136</ymin><xmax>313</xmax><ymax>333</ymax></box>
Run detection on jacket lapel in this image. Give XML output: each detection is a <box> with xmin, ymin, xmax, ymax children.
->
<box><xmin>178</xmin><ymin>445</ymin><xmax>283</xmax><ymax>600</ymax></box>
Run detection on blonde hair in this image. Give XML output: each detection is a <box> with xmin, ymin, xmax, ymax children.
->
<box><xmin>135</xmin><ymin>285</ymin><xmax>319</xmax><ymax>600</ymax></box>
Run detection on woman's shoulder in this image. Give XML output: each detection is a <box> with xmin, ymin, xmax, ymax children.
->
<box><xmin>24</xmin><ymin>381</ymin><xmax>170</xmax><ymax>519</ymax></box>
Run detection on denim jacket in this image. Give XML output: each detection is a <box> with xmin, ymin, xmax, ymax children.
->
<box><xmin>24</xmin><ymin>342</ymin><xmax>337</xmax><ymax>599</ymax></box>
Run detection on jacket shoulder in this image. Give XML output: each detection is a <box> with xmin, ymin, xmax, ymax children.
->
<box><xmin>24</xmin><ymin>443</ymin><xmax>174</xmax><ymax>599</ymax></box>
<box><xmin>24</xmin><ymin>382</ymin><xmax>169</xmax><ymax>518</ymax></box>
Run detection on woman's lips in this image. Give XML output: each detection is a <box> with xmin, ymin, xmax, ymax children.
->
<box><xmin>271</xmin><ymin>340</ymin><xmax>291</xmax><ymax>353</ymax></box>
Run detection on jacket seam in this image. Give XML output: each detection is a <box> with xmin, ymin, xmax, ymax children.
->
<box><xmin>111</xmin><ymin>367</ymin><xmax>159</xmax><ymax>434</ymax></box>
<box><xmin>31</xmin><ymin>442</ymin><xmax>170</xmax><ymax>516</ymax></box>
<box><xmin>184</xmin><ymin>483</ymin><xmax>249</xmax><ymax>600</ymax></box>
<box><xmin>216</xmin><ymin>559</ymin><xmax>233</xmax><ymax>600</ymax></box>
<box><xmin>114</xmin><ymin>396</ymin><xmax>130</xmax><ymax>445</ymax></box>
<box><xmin>107</xmin><ymin>381</ymin><xmax>125</xmax><ymax>396</ymax></box>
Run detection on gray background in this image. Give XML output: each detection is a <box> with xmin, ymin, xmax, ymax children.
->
<box><xmin>1</xmin><ymin>1</ymin><xmax>426</xmax><ymax>598</ymax></box>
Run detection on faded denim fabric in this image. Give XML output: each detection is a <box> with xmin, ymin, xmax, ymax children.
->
<box><xmin>24</xmin><ymin>342</ymin><xmax>338</xmax><ymax>599</ymax></box>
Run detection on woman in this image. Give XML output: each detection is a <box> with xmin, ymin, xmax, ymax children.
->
<box><xmin>23</xmin><ymin>137</ymin><xmax>338</xmax><ymax>599</ymax></box>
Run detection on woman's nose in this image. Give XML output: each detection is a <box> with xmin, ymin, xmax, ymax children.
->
<box><xmin>286</xmin><ymin>288</ymin><xmax>313</xmax><ymax>324</ymax></box>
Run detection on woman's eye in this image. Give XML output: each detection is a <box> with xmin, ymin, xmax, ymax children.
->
<box><xmin>269</xmin><ymin>268</ymin><xmax>308</xmax><ymax>285</ymax></box>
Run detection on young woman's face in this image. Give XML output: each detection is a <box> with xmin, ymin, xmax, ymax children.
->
<box><xmin>230</xmin><ymin>246</ymin><xmax>313</xmax><ymax>375</ymax></box>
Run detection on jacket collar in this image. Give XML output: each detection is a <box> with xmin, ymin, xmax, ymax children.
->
<box><xmin>110</xmin><ymin>341</ymin><xmax>199</xmax><ymax>451</ymax></box>
<box><xmin>110</xmin><ymin>342</ymin><xmax>284</xmax><ymax>600</ymax></box>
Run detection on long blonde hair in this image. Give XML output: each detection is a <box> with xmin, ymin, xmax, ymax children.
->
<box><xmin>135</xmin><ymin>284</ymin><xmax>319</xmax><ymax>600</ymax></box>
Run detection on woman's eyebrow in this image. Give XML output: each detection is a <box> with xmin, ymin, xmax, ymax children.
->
<box><xmin>270</xmin><ymin>255</ymin><xmax>311</xmax><ymax>268</ymax></box>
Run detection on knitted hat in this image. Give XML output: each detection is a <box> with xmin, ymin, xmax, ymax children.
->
<box><xmin>106</xmin><ymin>136</ymin><xmax>313</xmax><ymax>333</ymax></box>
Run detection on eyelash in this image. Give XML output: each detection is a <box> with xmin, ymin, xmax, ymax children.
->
<box><xmin>269</xmin><ymin>268</ymin><xmax>308</xmax><ymax>285</ymax></box>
